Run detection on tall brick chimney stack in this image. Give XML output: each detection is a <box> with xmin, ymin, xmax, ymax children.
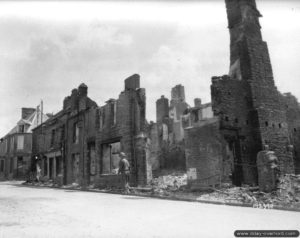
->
<box><xmin>225</xmin><ymin>0</ymin><xmax>294</xmax><ymax>174</ymax></box>
<box><xmin>78</xmin><ymin>83</ymin><xmax>88</xmax><ymax>97</ymax></box>
<box><xmin>22</xmin><ymin>108</ymin><xmax>36</xmax><ymax>119</ymax></box>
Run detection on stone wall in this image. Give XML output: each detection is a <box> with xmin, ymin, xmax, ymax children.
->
<box><xmin>32</xmin><ymin>84</ymin><xmax>98</xmax><ymax>186</ymax></box>
<box><xmin>95</xmin><ymin>74</ymin><xmax>151</xmax><ymax>188</ymax></box>
<box><xmin>185</xmin><ymin>118</ymin><xmax>229</xmax><ymax>189</ymax></box>
<box><xmin>208</xmin><ymin>0</ymin><xmax>295</xmax><ymax>187</ymax></box>
<box><xmin>282</xmin><ymin>93</ymin><xmax>300</xmax><ymax>174</ymax></box>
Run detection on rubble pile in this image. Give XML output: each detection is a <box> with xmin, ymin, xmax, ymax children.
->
<box><xmin>196</xmin><ymin>176</ymin><xmax>300</xmax><ymax>208</ymax></box>
<box><xmin>149</xmin><ymin>172</ymin><xmax>187</xmax><ymax>195</ymax></box>
<box><xmin>277</xmin><ymin>174</ymin><xmax>300</xmax><ymax>203</ymax></box>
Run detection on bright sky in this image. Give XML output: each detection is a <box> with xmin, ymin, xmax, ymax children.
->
<box><xmin>0</xmin><ymin>0</ymin><xmax>300</xmax><ymax>136</ymax></box>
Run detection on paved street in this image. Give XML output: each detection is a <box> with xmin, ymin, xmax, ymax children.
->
<box><xmin>0</xmin><ymin>181</ymin><xmax>299</xmax><ymax>238</ymax></box>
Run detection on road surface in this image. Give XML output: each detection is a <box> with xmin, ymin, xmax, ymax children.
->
<box><xmin>0</xmin><ymin>181</ymin><xmax>299</xmax><ymax>238</ymax></box>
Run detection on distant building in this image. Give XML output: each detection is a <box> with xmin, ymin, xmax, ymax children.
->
<box><xmin>0</xmin><ymin>106</ymin><xmax>48</xmax><ymax>180</ymax></box>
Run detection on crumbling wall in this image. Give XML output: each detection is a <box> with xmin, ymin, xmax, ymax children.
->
<box><xmin>211</xmin><ymin>76</ymin><xmax>259</xmax><ymax>185</ymax></box>
<box><xmin>95</xmin><ymin>74</ymin><xmax>150</xmax><ymax>188</ymax></box>
<box><xmin>208</xmin><ymin>0</ymin><xmax>296</xmax><ymax>188</ymax></box>
<box><xmin>32</xmin><ymin>83</ymin><xmax>98</xmax><ymax>186</ymax></box>
<box><xmin>282</xmin><ymin>93</ymin><xmax>300</xmax><ymax>174</ymax></box>
<box><xmin>185</xmin><ymin>118</ymin><xmax>229</xmax><ymax>189</ymax></box>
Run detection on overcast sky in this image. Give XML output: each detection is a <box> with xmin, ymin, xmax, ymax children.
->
<box><xmin>0</xmin><ymin>0</ymin><xmax>300</xmax><ymax>136</ymax></box>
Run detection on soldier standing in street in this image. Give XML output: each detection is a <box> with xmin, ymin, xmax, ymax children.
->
<box><xmin>118</xmin><ymin>152</ymin><xmax>130</xmax><ymax>193</ymax></box>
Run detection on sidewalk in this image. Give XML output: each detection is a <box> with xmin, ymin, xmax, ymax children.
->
<box><xmin>22</xmin><ymin>180</ymin><xmax>300</xmax><ymax>213</ymax></box>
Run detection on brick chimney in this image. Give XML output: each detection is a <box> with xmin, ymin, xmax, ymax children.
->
<box><xmin>21</xmin><ymin>108</ymin><xmax>36</xmax><ymax>119</ymax></box>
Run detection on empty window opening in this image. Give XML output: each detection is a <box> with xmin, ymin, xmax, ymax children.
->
<box><xmin>294</xmin><ymin>128</ymin><xmax>297</xmax><ymax>132</ymax></box>
<box><xmin>235</xmin><ymin>118</ymin><xmax>239</xmax><ymax>123</ymax></box>
<box><xmin>265</xmin><ymin>121</ymin><xmax>269</xmax><ymax>127</ymax></box>
<box><xmin>111</xmin><ymin>102</ymin><xmax>117</xmax><ymax>126</ymax></box>
<box><xmin>10</xmin><ymin>158</ymin><xmax>13</xmax><ymax>173</ymax></box>
<box><xmin>279</xmin><ymin>123</ymin><xmax>282</xmax><ymax>128</ymax></box>
<box><xmin>225</xmin><ymin>116</ymin><xmax>229</xmax><ymax>122</ymax></box>
<box><xmin>44</xmin><ymin>158</ymin><xmax>48</xmax><ymax>176</ymax></box>
<box><xmin>73</xmin><ymin>122</ymin><xmax>79</xmax><ymax>144</ymax></box>
<box><xmin>246</xmin><ymin>120</ymin><xmax>249</xmax><ymax>125</ymax></box>
<box><xmin>56</xmin><ymin>156</ymin><xmax>62</xmax><ymax>175</ymax></box>
<box><xmin>51</xmin><ymin>129</ymin><xmax>55</xmax><ymax>147</ymax></box>
<box><xmin>19</xmin><ymin>125</ymin><xmax>25</xmax><ymax>133</ymax></box>
<box><xmin>194</xmin><ymin>111</ymin><xmax>199</xmax><ymax>122</ymax></box>
<box><xmin>102</xmin><ymin>141</ymin><xmax>121</xmax><ymax>174</ymax></box>
<box><xmin>0</xmin><ymin>160</ymin><xmax>4</xmax><ymax>173</ymax></box>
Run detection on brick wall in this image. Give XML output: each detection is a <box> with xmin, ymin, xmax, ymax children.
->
<box><xmin>185</xmin><ymin>118</ymin><xmax>228</xmax><ymax>189</ymax></box>
<box><xmin>95</xmin><ymin>74</ymin><xmax>150</xmax><ymax>187</ymax></box>
<box><xmin>32</xmin><ymin>84</ymin><xmax>98</xmax><ymax>186</ymax></box>
<box><xmin>209</xmin><ymin>0</ymin><xmax>295</xmax><ymax>187</ymax></box>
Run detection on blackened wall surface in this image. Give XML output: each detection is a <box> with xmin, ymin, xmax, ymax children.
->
<box><xmin>210</xmin><ymin>0</ymin><xmax>294</xmax><ymax>185</ymax></box>
<box><xmin>96</xmin><ymin>74</ymin><xmax>150</xmax><ymax>187</ymax></box>
<box><xmin>185</xmin><ymin>118</ymin><xmax>229</xmax><ymax>189</ymax></box>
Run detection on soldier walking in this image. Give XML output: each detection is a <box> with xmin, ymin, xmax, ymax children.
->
<box><xmin>118</xmin><ymin>152</ymin><xmax>130</xmax><ymax>194</ymax></box>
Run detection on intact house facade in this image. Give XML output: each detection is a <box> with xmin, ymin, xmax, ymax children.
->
<box><xmin>31</xmin><ymin>75</ymin><xmax>152</xmax><ymax>187</ymax></box>
<box><xmin>0</xmin><ymin>107</ymin><xmax>48</xmax><ymax>180</ymax></box>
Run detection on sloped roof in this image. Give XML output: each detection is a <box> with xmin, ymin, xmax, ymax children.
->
<box><xmin>6</xmin><ymin>110</ymin><xmax>49</xmax><ymax>136</ymax></box>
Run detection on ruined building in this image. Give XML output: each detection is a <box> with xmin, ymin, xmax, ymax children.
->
<box><xmin>185</xmin><ymin>0</ymin><xmax>299</xmax><ymax>189</ymax></box>
<box><xmin>0</xmin><ymin>107</ymin><xmax>48</xmax><ymax>180</ymax></box>
<box><xmin>32</xmin><ymin>75</ymin><xmax>151</xmax><ymax>187</ymax></box>
<box><xmin>96</xmin><ymin>74</ymin><xmax>151</xmax><ymax>187</ymax></box>
<box><xmin>32</xmin><ymin>83</ymin><xmax>98</xmax><ymax>186</ymax></box>
<box><xmin>149</xmin><ymin>84</ymin><xmax>213</xmax><ymax>174</ymax></box>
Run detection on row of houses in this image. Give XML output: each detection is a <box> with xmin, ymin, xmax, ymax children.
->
<box><xmin>0</xmin><ymin>75</ymin><xmax>153</xmax><ymax>188</ymax></box>
<box><xmin>0</xmin><ymin>107</ymin><xmax>48</xmax><ymax>180</ymax></box>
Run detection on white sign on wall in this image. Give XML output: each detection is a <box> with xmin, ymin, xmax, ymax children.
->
<box><xmin>187</xmin><ymin>168</ymin><xmax>197</xmax><ymax>180</ymax></box>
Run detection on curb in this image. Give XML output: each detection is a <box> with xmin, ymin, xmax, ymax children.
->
<box><xmin>21</xmin><ymin>183</ymin><xmax>300</xmax><ymax>212</ymax></box>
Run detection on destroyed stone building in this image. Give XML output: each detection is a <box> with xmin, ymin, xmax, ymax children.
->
<box><xmin>96</xmin><ymin>74</ymin><xmax>151</xmax><ymax>187</ymax></box>
<box><xmin>185</xmin><ymin>0</ymin><xmax>300</xmax><ymax>189</ymax></box>
<box><xmin>0</xmin><ymin>107</ymin><xmax>48</xmax><ymax>180</ymax></box>
<box><xmin>149</xmin><ymin>85</ymin><xmax>213</xmax><ymax>174</ymax></box>
<box><xmin>32</xmin><ymin>83</ymin><xmax>98</xmax><ymax>186</ymax></box>
<box><xmin>31</xmin><ymin>75</ymin><xmax>152</xmax><ymax>187</ymax></box>
<box><xmin>2</xmin><ymin>0</ymin><xmax>300</xmax><ymax>195</ymax></box>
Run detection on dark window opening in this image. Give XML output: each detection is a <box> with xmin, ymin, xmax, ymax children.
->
<box><xmin>10</xmin><ymin>158</ymin><xmax>13</xmax><ymax>173</ymax></box>
<box><xmin>246</xmin><ymin>120</ymin><xmax>249</xmax><ymax>125</ymax></box>
<box><xmin>19</xmin><ymin>125</ymin><xmax>25</xmax><ymax>133</ymax></box>
<box><xmin>225</xmin><ymin>116</ymin><xmax>229</xmax><ymax>122</ymax></box>
<box><xmin>44</xmin><ymin>158</ymin><xmax>48</xmax><ymax>176</ymax></box>
<box><xmin>228</xmin><ymin>92</ymin><xmax>231</xmax><ymax>96</ymax></box>
<box><xmin>194</xmin><ymin>111</ymin><xmax>199</xmax><ymax>122</ymax></box>
<box><xmin>265</xmin><ymin>121</ymin><xmax>269</xmax><ymax>127</ymax></box>
<box><xmin>279</xmin><ymin>123</ymin><xmax>282</xmax><ymax>128</ymax></box>
<box><xmin>0</xmin><ymin>160</ymin><xmax>4</xmax><ymax>173</ymax></box>
<box><xmin>235</xmin><ymin>118</ymin><xmax>239</xmax><ymax>123</ymax></box>
<box><xmin>61</xmin><ymin>126</ymin><xmax>65</xmax><ymax>142</ymax></box>
<box><xmin>294</xmin><ymin>128</ymin><xmax>297</xmax><ymax>132</ymax></box>
<box><xmin>102</xmin><ymin>141</ymin><xmax>121</xmax><ymax>174</ymax></box>
<box><xmin>50</xmin><ymin>129</ymin><xmax>55</xmax><ymax>147</ymax></box>
<box><xmin>110</xmin><ymin>102</ymin><xmax>117</xmax><ymax>126</ymax></box>
<box><xmin>56</xmin><ymin>157</ymin><xmax>62</xmax><ymax>175</ymax></box>
<box><xmin>73</xmin><ymin>122</ymin><xmax>79</xmax><ymax>143</ymax></box>
<box><xmin>295</xmin><ymin>151</ymin><xmax>297</xmax><ymax>156</ymax></box>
